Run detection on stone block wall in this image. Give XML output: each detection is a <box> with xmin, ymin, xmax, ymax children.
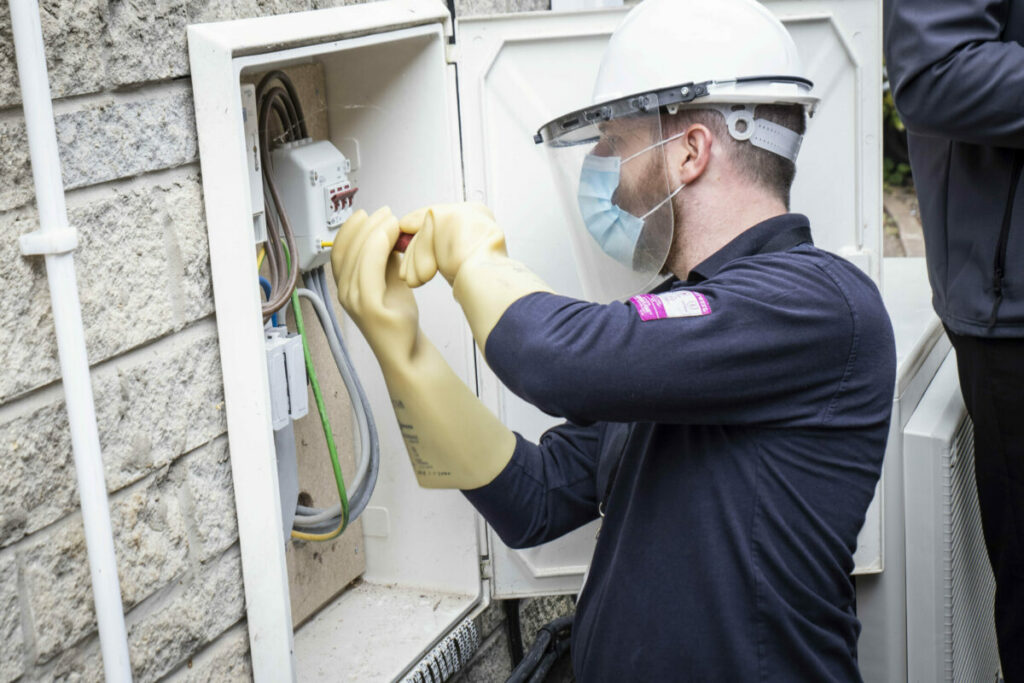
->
<box><xmin>0</xmin><ymin>0</ymin><xmax>547</xmax><ymax>681</ymax></box>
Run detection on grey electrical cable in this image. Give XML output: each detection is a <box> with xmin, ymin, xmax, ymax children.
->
<box><xmin>304</xmin><ymin>270</ymin><xmax>379</xmax><ymax>525</ymax></box>
<box><xmin>290</xmin><ymin>276</ymin><xmax>379</xmax><ymax>529</ymax></box>
<box><xmin>292</xmin><ymin>271</ymin><xmax>375</xmax><ymax>526</ymax></box>
<box><xmin>249</xmin><ymin>72</ymin><xmax>377</xmax><ymax>532</ymax></box>
<box><xmin>305</xmin><ymin>275</ymin><xmax>372</xmax><ymax>498</ymax></box>
<box><xmin>293</xmin><ymin>285</ymin><xmax>370</xmax><ymax>511</ymax></box>
<box><xmin>292</xmin><ymin>274</ymin><xmax>378</xmax><ymax>533</ymax></box>
<box><xmin>311</xmin><ymin>267</ymin><xmax>381</xmax><ymax>520</ymax></box>
<box><xmin>288</xmin><ymin>284</ymin><xmax>366</xmax><ymax>530</ymax></box>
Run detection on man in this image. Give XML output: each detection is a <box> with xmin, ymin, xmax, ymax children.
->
<box><xmin>886</xmin><ymin>1</ymin><xmax>1024</xmax><ymax>679</ymax></box>
<box><xmin>333</xmin><ymin>0</ymin><xmax>895</xmax><ymax>678</ymax></box>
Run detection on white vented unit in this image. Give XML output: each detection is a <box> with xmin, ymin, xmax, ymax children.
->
<box><xmin>904</xmin><ymin>354</ymin><xmax>1001</xmax><ymax>683</ymax></box>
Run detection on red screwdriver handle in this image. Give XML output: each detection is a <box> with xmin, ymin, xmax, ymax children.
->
<box><xmin>394</xmin><ymin>232</ymin><xmax>413</xmax><ymax>253</ymax></box>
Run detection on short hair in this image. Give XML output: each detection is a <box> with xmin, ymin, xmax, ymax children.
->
<box><xmin>662</xmin><ymin>104</ymin><xmax>806</xmax><ymax>208</ymax></box>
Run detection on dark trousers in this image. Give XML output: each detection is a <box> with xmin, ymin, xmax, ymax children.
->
<box><xmin>946</xmin><ymin>328</ymin><xmax>1024</xmax><ymax>682</ymax></box>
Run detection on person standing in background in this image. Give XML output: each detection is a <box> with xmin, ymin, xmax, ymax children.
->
<box><xmin>885</xmin><ymin>1</ymin><xmax>1024</xmax><ymax>679</ymax></box>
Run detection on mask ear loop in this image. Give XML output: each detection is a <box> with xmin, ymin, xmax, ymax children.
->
<box><xmin>617</xmin><ymin>129</ymin><xmax>688</xmax><ymax>218</ymax></box>
<box><xmin>639</xmin><ymin>181</ymin><xmax>685</xmax><ymax>220</ymax></box>
<box><xmin>621</xmin><ymin>130</ymin><xmax>688</xmax><ymax>165</ymax></box>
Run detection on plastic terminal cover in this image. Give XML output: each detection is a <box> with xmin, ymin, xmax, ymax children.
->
<box><xmin>265</xmin><ymin>331</ymin><xmax>290</xmax><ymax>431</ymax></box>
<box><xmin>283</xmin><ymin>333</ymin><xmax>308</xmax><ymax>421</ymax></box>
<box><xmin>266</xmin><ymin>327</ymin><xmax>308</xmax><ymax>429</ymax></box>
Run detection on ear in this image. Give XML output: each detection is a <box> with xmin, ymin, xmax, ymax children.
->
<box><xmin>673</xmin><ymin>124</ymin><xmax>713</xmax><ymax>185</ymax></box>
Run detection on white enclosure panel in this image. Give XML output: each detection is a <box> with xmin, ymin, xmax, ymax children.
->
<box><xmin>856</xmin><ymin>259</ymin><xmax>948</xmax><ymax>683</ymax></box>
<box><xmin>852</xmin><ymin>258</ymin><xmax>948</xmax><ymax>580</ymax></box>
<box><xmin>776</xmin><ymin>0</ymin><xmax>883</xmax><ymax>277</ymax></box>
<box><xmin>458</xmin><ymin>8</ymin><xmax>625</xmax><ymax>301</ymax></box>
<box><xmin>294</xmin><ymin>584</ymin><xmax>478</xmax><ymax>682</ymax></box>
<box><xmin>459</xmin><ymin>8</ymin><xmax>629</xmax><ymax>599</ymax></box>
<box><xmin>458</xmin><ymin>0</ymin><xmax>882</xmax><ymax>598</ymax></box>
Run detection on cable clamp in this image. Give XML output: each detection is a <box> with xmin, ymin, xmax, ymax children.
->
<box><xmin>20</xmin><ymin>227</ymin><xmax>79</xmax><ymax>256</ymax></box>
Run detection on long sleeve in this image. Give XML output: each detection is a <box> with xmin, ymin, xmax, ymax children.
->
<box><xmin>462</xmin><ymin>422</ymin><xmax>602</xmax><ymax>549</ymax></box>
<box><xmin>483</xmin><ymin>250</ymin><xmax>892</xmax><ymax>429</ymax></box>
<box><xmin>884</xmin><ymin>0</ymin><xmax>1024</xmax><ymax>147</ymax></box>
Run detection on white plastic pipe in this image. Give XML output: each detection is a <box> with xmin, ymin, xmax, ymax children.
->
<box><xmin>8</xmin><ymin>1</ymin><xmax>133</xmax><ymax>680</ymax></box>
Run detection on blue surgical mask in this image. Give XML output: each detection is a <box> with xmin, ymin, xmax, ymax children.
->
<box><xmin>577</xmin><ymin>133</ymin><xmax>686</xmax><ymax>268</ymax></box>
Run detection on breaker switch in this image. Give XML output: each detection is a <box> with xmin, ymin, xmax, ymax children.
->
<box><xmin>329</xmin><ymin>185</ymin><xmax>359</xmax><ymax>212</ymax></box>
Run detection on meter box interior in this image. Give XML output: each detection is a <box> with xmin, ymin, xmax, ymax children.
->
<box><xmin>186</xmin><ymin>1</ymin><xmax>938</xmax><ymax>679</ymax></box>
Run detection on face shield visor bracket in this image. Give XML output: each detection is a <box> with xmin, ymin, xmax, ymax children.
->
<box><xmin>533</xmin><ymin>81</ymin><xmax>712</xmax><ymax>145</ymax></box>
<box><xmin>533</xmin><ymin>75</ymin><xmax>814</xmax><ymax>147</ymax></box>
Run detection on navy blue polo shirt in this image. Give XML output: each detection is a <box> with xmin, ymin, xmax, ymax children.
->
<box><xmin>463</xmin><ymin>213</ymin><xmax>896</xmax><ymax>682</ymax></box>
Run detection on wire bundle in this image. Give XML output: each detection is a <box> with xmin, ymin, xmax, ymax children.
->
<box><xmin>253</xmin><ymin>71</ymin><xmax>379</xmax><ymax>541</ymax></box>
<box><xmin>257</xmin><ymin>71</ymin><xmax>305</xmax><ymax>323</ymax></box>
<box><xmin>290</xmin><ymin>267</ymin><xmax>380</xmax><ymax>540</ymax></box>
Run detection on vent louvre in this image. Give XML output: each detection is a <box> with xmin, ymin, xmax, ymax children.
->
<box><xmin>948</xmin><ymin>418</ymin><xmax>1001</xmax><ymax>682</ymax></box>
<box><xmin>402</xmin><ymin>617</ymin><xmax>481</xmax><ymax>683</ymax></box>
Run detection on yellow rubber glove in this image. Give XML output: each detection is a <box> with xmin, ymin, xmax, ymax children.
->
<box><xmin>331</xmin><ymin>207</ymin><xmax>515</xmax><ymax>489</ymax></box>
<box><xmin>398</xmin><ymin>202</ymin><xmax>554</xmax><ymax>351</ymax></box>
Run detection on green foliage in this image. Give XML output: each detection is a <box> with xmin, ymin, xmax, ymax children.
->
<box><xmin>883</xmin><ymin>90</ymin><xmax>905</xmax><ymax>133</ymax></box>
<box><xmin>884</xmin><ymin>157</ymin><xmax>913</xmax><ymax>188</ymax></box>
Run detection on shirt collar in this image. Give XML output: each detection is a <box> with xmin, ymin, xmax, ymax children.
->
<box><xmin>686</xmin><ymin>213</ymin><xmax>813</xmax><ymax>283</ymax></box>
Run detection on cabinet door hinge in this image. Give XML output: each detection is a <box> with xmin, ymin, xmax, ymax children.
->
<box><xmin>479</xmin><ymin>557</ymin><xmax>492</xmax><ymax>580</ymax></box>
<box><xmin>446</xmin><ymin>43</ymin><xmax>459</xmax><ymax>64</ymax></box>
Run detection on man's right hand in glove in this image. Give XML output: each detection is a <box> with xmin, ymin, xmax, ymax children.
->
<box><xmin>398</xmin><ymin>202</ymin><xmax>553</xmax><ymax>352</ymax></box>
<box><xmin>331</xmin><ymin>206</ymin><xmax>516</xmax><ymax>490</ymax></box>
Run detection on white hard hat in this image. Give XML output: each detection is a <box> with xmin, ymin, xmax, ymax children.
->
<box><xmin>535</xmin><ymin>0</ymin><xmax>818</xmax><ymax>147</ymax></box>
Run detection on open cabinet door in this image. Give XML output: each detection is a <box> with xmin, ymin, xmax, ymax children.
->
<box><xmin>456</xmin><ymin>0</ymin><xmax>881</xmax><ymax>599</ymax></box>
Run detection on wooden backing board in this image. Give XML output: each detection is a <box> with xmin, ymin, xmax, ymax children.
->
<box><xmin>243</xmin><ymin>62</ymin><xmax>366</xmax><ymax>627</ymax></box>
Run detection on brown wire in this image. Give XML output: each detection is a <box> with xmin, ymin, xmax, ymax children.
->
<box><xmin>262</xmin><ymin>195</ymin><xmax>280</xmax><ymax>292</ymax></box>
<box><xmin>257</xmin><ymin>71</ymin><xmax>309</xmax><ymax>138</ymax></box>
<box><xmin>264</xmin><ymin>89</ymin><xmax>295</xmax><ymax>282</ymax></box>
<box><xmin>258</xmin><ymin>87</ymin><xmax>301</xmax><ymax>322</ymax></box>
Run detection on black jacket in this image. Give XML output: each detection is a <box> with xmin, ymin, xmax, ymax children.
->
<box><xmin>885</xmin><ymin>0</ymin><xmax>1024</xmax><ymax>337</ymax></box>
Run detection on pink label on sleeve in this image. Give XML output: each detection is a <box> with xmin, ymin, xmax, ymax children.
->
<box><xmin>629</xmin><ymin>291</ymin><xmax>711</xmax><ymax>321</ymax></box>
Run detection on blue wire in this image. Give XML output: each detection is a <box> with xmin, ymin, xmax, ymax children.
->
<box><xmin>259</xmin><ymin>276</ymin><xmax>278</xmax><ymax>327</ymax></box>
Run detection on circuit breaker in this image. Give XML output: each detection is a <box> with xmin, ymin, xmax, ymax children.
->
<box><xmin>271</xmin><ymin>138</ymin><xmax>358</xmax><ymax>272</ymax></box>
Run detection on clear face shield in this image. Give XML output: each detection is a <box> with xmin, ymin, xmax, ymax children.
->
<box><xmin>539</xmin><ymin>106</ymin><xmax>680</xmax><ymax>302</ymax></box>
<box><xmin>535</xmin><ymin>79</ymin><xmax>814</xmax><ymax>302</ymax></box>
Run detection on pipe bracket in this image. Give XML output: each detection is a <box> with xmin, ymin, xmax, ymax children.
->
<box><xmin>20</xmin><ymin>227</ymin><xmax>79</xmax><ymax>256</ymax></box>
